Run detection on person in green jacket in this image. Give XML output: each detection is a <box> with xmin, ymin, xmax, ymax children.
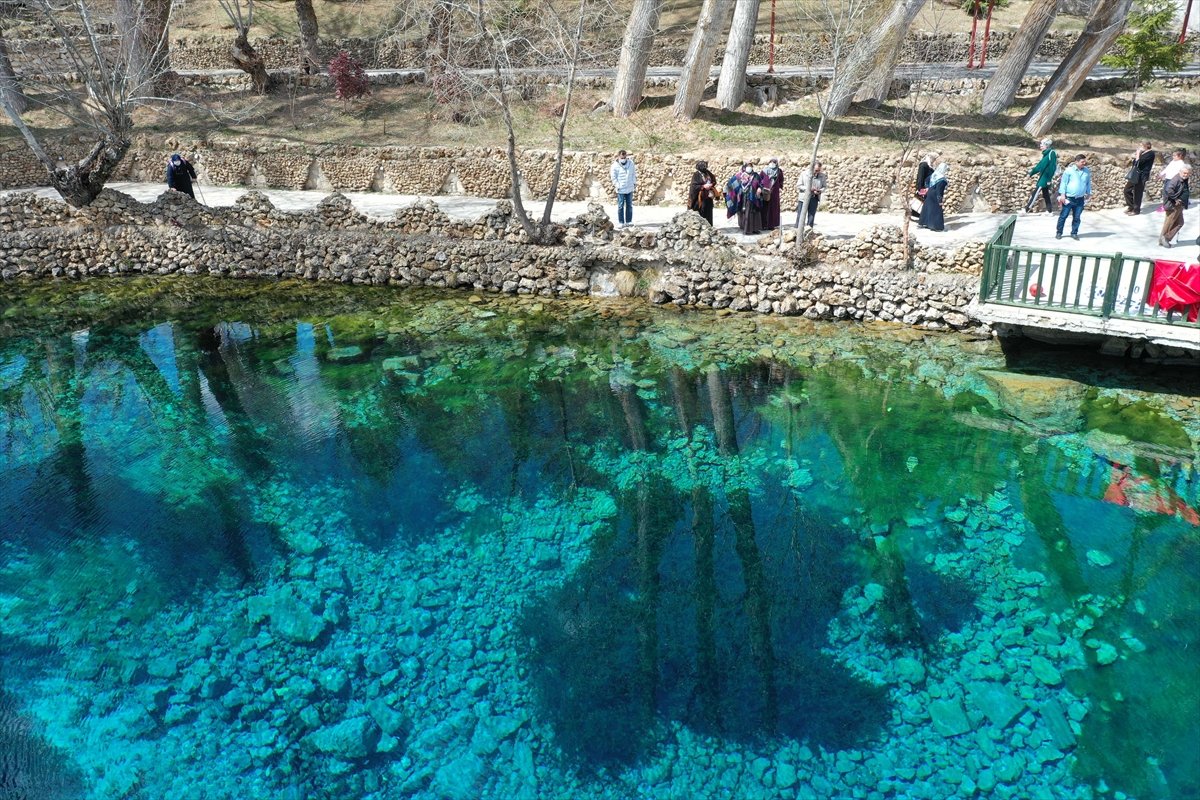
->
<box><xmin>1024</xmin><ymin>138</ymin><xmax>1057</xmax><ymax>214</ymax></box>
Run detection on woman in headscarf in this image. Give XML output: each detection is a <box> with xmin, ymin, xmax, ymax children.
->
<box><xmin>726</xmin><ymin>162</ymin><xmax>755</xmax><ymax>227</ymax></box>
<box><xmin>918</xmin><ymin>162</ymin><xmax>949</xmax><ymax>232</ymax></box>
<box><xmin>741</xmin><ymin>164</ymin><xmax>768</xmax><ymax>235</ymax></box>
<box><xmin>910</xmin><ymin>151</ymin><xmax>937</xmax><ymax>220</ymax></box>
<box><xmin>762</xmin><ymin>158</ymin><xmax>785</xmax><ymax>230</ymax></box>
<box><xmin>688</xmin><ymin>161</ymin><xmax>718</xmax><ymax>225</ymax></box>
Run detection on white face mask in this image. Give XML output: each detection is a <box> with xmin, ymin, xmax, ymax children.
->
<box><xmin>619</xmin><ymin>158</ymin><xmax>627</xmax><ymax>165</ymax></box>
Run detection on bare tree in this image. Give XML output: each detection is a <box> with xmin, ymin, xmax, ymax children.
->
<box><xmin>1022</xmin><ymin>0</ymin><xmax>1133</xmax><ymax>136</ymax></box>
<box><xmin>430</xmin><ymin>0</ymin><xmax>607</xmax><ymax>241</ymax></box>
<box><xmin>611</xmin><ymin>0</ymin><xmax>663</xmax><ymax>116</ymax></box>
<box><xmin>824</xmin><ymin>0</ymin><xmax>928</xmax><ymax>120</ymax></box>
<box><xmin>0</xmin><ymin>0</ymin><xmax>173</xmax><ymax>206</ymax></box>
<box><xmin>715</xmin><ymin>0</ymin><xmax>760</xmax><ymax>110</ymax></box>
<box><xmin>218</xmin><ymin>0</ymin><xmax>272</xmax><ymax>93</ymax></box>
<box><xmin>0</xmin><ymin>25</ymin><xmax>27</xmax><ymax>115</ymax></box>
<box><xmin>672</xmin><ymin>0</ymin><xmax>736</xmax><ymax>120</ymax></box>
<box><xmin>788</xmin><ymin>0</ymin><xmax>875</xmax><ymax>248</ymax></box>
<box><xmin>981</xmin><ymin>0</ymin><xmax>1059</xmax><ymax>116</ymax></box>
<box><xmin>295</xmin><ymin>0</ymin><xmax>320</xmax><ymax>73</ymax></box>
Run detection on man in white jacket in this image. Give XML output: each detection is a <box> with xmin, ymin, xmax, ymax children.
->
<box><xmin>610</xmin><ymin>150</ymin><xmax>636</xmax><ymax>226</ymax></box>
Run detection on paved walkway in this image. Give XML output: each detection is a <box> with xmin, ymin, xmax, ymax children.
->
<box><xmin>12</xmin><ymin>182</ymin><xmax>1200</xmax><ymax>260</ymax></box>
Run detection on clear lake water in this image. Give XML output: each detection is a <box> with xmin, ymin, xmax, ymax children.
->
<box><xmin>0</xmin><ymin>278</ymin><xmax>1197</xmax><ymax>800</ymax></box>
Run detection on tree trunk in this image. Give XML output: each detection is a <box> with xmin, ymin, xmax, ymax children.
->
<box><xmin>117</xmin><ymin>0</ymin><xmax>173</xmax><ymax>92</ymax></box>
<box><xmin>542</xmin><ymin>0</ymin><xmax>587</xmax><ymax>225</ymax></box>
<box><xmin>231</xmin><ymin>29</ymin><xmax>272</xmax><ymax>93</ymax></box>
<box><xmin>295</xmin><ymin>0</ymin><xmax>320</xmax><ymax>73</ymax></box>
<box><xmin>792</xmin><ymin>111</ymin><xmax>826</xmax><ymax>244</ymax></box>
<box><xmin>672</xmin><ymin>0</ymin><xmax>736</xmax><ymax>120</ymax></box>
<box><xmin>0</xmin><ymin>28</ymin><xmax>27</xmax><ymax>116</ymax></box>
<box><xmin>825</xmin><ymin>0</ymin><xmax>927</xmax><ymax>119</ymax></box>
<box><xmin>611</xmin><ymin>0</ymin><xmax>663</xmax><ymax>117</ymax></box>
<box><xmin>715</xmin><ymin>0</ymin><xmax>760</xmax><ymax>110</ymax></box>
<box><xmin>1022</xmin><ymin>0</ymin><xmax>1133</xmax><ymax>137</ymax></box>
<box><xmin>981</xmin><ymin>0</ymin><xmax>1058</xmax><ymax>116</ymax></box>
<box><xmin>854</xmin><ymin>29</ymin><xmax>906</xmax><ymax>105</ymax></box>
<box><xmin>424</xmin><ymin>0</ymin><xmax>452</xmax><ymax>77</ymax></box>
<box><xmin>1128</xmin><ymin>71</ymin><xmax>1138</xmax><ymax>121</ymax></box>
<box><xmin>46</xmin><ymin>136</ymin><xmax>132</xmax><ymax>207</ymax></box>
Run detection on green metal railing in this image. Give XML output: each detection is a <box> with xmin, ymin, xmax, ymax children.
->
<box><xmin>979</xmin><ymin>215</ymin><xmax>1200</xmax><ymax>329</ymax></box>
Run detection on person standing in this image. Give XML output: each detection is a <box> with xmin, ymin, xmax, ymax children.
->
<box><xmin>918</xmin><ymin>162</ymin><xmax>949</xmax><ymax>232</ymax></box>
<box><xmin>166</xmin><ymin>153</ymin><xmax>198</xmax><ymax>199</ymax></box>
<box><xmin>1159</xmin><ymin>148</ymin><xmax>1188</xmax><ymax>181</ymax></box>
<box><xmin>910</xmin><ymin>152</ymin><xmax>937</xmax><ymax>220</ymax></box>
<box><xmin>1123</xmin><ymin>141</ymin><xmax>1155</xmax><ymax>214</ymax></box>
<box><xmin>1024</xmin><ymin>138</ymin><xmax>1057</xmax><ymax>214</ymax></box>
<box><xmin>797</xmin><ymin>161</ymin><xmax>826</xmax><ymax>228</ymax></box>
<box><xmin>688</xmin><ymin>160</ymin><xmax>717</xmax><ymax>225</ymax></box>
<box><xmin>1055</xmin><ymin>153</ymin><xmax>1092</xmax><ymax>241</ymax></box>
<box><xmin>726</xmin><ymin>162</ymin><xmax>755</xmax><ymax>226</ymax></box>
<box><xmin>741</xmin><ymin>165</ymin><xmax>768</xmax><ymax>235</ymax></box>
<box><xmin>762</xmin><ymin>158</ymin><xmax>785</xmax><ymax>230</ymax></box>
<box><xmin>1159</xmin><ymin>164</ymin><xmax>1192</xmax><ymax>248</ymax></box>
<box><xmin>610</xmin><ymin>149</ymin><xmax>636</xmax><ymax>227</ymax></box>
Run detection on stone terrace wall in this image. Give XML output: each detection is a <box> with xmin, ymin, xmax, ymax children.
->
<box><xmin>6</xmin><ymin>29</ymin><xmax>1197</xmax><ymax>76</ymax></box>
<box><xmin>4</xmin><ymin>138</ymin><xmax>1190</xmax><ymax>215</ymax></box>
<box><xmin>0</xmin><ymin>190</ymin><xmax>983</xmax><ymax>333</ymax></box>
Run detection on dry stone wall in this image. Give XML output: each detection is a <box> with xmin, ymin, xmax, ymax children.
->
<box><xmin>13</xmin><ymin>29</ymin><xmax>1196</xmax><ymax>76</ymax></box>
<box><xmin>0</xmin><ymin>190</ymin><xmax>985</xmax><ymax>334</ymax></box>
<box><xmin>4</xmin><ymin>138</ymin><xmax>1192</xmax><ymax>216</ymax></box>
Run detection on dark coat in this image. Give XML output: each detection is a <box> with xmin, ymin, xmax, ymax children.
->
<box><xmin>688</xmin><ymin>169</ymin><xmax>717</xmax><ymax>224</ymax></box>
<box><xmin>918</xmin><ymin>179</ymin><xmax>947</xmax><ymax>231</ymax></box>
<box><xmin>914</xmin><ymin>161</ymin><xmax>933</xmax><ymax>196</ymax></box>
<box><xmin>167</xmin><ymin>158</ymin><xmax>197</xmax><ymax>198</ymax></box>
<box><xmin>763</xmin><ymin>168</ymin><xmax>784</xmax><ymax>230</ymax></box>
<box><xmin>1163</xmin><ymin>175</ymin><xmax>1190</xmax><ymax>210</ymax></box>
<box><xmin>1133</xmin><ymin>150</ymin><xmax>1156</xmax><ymax>184</ymax></box>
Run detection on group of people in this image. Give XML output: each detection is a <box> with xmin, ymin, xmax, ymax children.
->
<box><xmin>610</xmin><ymin>142</ymin><xmax>1192</xmax><ymax>250</ymax></box>
<box><xmin>1019</xmin><ymin>138</ymin><xmax>1191</xmax><ymax>247</ymax></box>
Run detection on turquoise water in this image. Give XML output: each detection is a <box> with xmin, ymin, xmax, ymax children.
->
<box><xmin>1</xmin><ymin>279</ymin><xmax>1198</xmax><ymax>800</ymax></box>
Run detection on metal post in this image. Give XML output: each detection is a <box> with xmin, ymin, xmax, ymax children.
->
<box><xmin>1102</xmin><ymin>252</ymin><xmax>1124</xmax><ymax>318</ymax></box>
<box><xmin>1182</xmin><ymin>0</ymin><xmax>1194</xmax><ymax>44</ymax></box>
<box><xmin>768</xmin><ymin>0</ymin><xmax>776</xmax><ymax>74</ymax></box>
<box><xmin>980</xmin><ymin>0</ymin><xmax>994</xmax><ymax>68</ymax></box>
<box><xmin>966</xmin><ymin>2</ymin><xmax>979</xmax><ymax>69</ymax></box>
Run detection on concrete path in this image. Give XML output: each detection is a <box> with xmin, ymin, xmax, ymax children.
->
<box><xmin>11</xmin><ymin>181</ymin><xmax>1200</xmax><ymax>261</ymax></box>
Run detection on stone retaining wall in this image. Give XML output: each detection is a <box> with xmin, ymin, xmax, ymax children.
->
<box><xmin>6</xmin><ymin>29</ymin><xmax>1198</xmax><ymax>76</ymax></box>
<box><xmin>0</xmin><ymin>190</ymin><xmax>983</xmax><ymax>333</ymax></box>
<box><xmin>3</xmin><ymin>139</ymin><xmax>1191</xmax><ymax>215</ymax></box>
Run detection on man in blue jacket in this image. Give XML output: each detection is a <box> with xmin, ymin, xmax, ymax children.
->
<box><xmin>1055</xmin><ymin>154</ymin><xmax>1092</xmax><ymax>241</ymax></box>
<box><xmin>609</xmin><ymin>150</ymin><xmax>636</xmax><ymax>227</ymax></box>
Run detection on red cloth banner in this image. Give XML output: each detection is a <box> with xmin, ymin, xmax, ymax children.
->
<box><xmin>1148</xmin><ymin>260</ymin><xmax>1200</xmax><ymax>322</ymax></box>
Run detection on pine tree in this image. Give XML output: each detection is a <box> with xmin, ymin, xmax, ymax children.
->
<box><xmin>1101</xmin><ymin>0</ymin><xmax>1187</xmax><ymax>120</ymax></box>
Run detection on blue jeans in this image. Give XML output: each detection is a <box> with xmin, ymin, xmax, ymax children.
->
<box><xmin>617</xmin><ymin>193</ymin><xmax>633</xmax><ymax>225</ymax></box>
<box><xmin>1057</xmin><ymin>196</ymin><xmax>1085</xmax><ymax>236</ymax></box>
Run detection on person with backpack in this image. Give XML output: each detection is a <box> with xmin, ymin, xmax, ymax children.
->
<box><xmin>1024</xmin><ymin>138</ymin><xmax>1057</xmax><ymax>214</ymax></box>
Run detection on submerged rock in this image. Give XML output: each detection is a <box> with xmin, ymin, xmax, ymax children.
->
<box><xmin>247</xmin><ymin>588</ymin><xmax>329</xmax><ymax>644</ymax></box>
<box><xmin>307</xmin><ymin>715</ymin><xmax>382</xmax><ymax>760</ymax></box>
<box><xmin>929</xmin><ymin>698</ymin><xmax>973</xmax><ymax>737</ymax></box>
<box><xmin>967</xmin><ymin>682</ymin><xmax>1025</xmax><ymax>729</ymax></box>
<box><xmin>1029</xmin><ymin>657</ymin><xmax>1063</xmax><ymax>687</ymax></box>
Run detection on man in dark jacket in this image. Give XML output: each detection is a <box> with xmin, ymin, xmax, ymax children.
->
<box><xmin>1159</xmin><ymin>164</ymin><xmax>1192</xmax><ymax>248</ymax></box>
<box><xmin>1123</xmin><ymin>140</ymin><xmax>1155</xmax><ymax>214</ymax></box>
<box><xmin>167</xmin><ymin>153</ymin><xmax>198</xmax><ymax>199</ymax></box>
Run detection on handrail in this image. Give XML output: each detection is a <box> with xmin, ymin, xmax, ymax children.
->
<box><xmin>980</xmin><ymin>218</ymin><xmax>1199</xmax><ymax>329</ymax></box>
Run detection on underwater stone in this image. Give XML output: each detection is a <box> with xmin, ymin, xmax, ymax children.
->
<box><xmin>992</xmin><ymin>755</ymin><xmax>1023</xmax><ymax>784</ymax></box>
<box><xmin>307</xmin><ymin>715</ymin><xmax>382</xmax><ymax>760</ymax></box>
<box><xmin>433</xmin><ymin>753</ymin><xmax>485</xmax><ymax>800</ymax></box>
<box><xmin>967</xmin><ymin>682</ymin><xmax>1025</xmax><ymax>729</ymax></box>
<box><xmin>368</xmin><ymin>699</ymin><xmax>407</xmax><ymax>738</ymax></box>
<box><xmin>1029</xmin><ymin>657</ymin><xmax>1062</xmax><ymax>687</ymax></box>
<box><xmin>929</xmin><ymin>699</ymin><xmax>972</xmax><ymax>737</ymax></box>
<box><xmin>1085</xmin><ymin>550</ymin><xmax>1114</xmax><ymax>568</ymax></box>
<box><xmin>776</xmin><ymin>762</ymin><xmax>798</xmax><ymax>789</ymax></box>
<box><xmin>895</xmin><ymin>658</ymin><xmax>926</xmax><ymax>685</ymax></box>
<box><xmin>1089</xmin><ymin>640</ymin><xmax>1119</xmax><ymax>665</ymax></box>
<box><xmin>326</xmin><ymin>345</ymin><xmax>365</xmax><ymax>363</ymax></box>
<box><xmin>1038</xmin><ymin>700</ymin><xmax>1076</xmax><ymax>750</ymax></box>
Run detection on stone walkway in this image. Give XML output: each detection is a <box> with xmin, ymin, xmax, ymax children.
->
<box><xmin>12</xmin><ymin>181</ymin><xmax>1200</xmax><ymax>260</ymax></box>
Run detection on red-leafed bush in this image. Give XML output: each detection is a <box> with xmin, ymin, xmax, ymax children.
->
<box><xmin>329</xmin><ymin>50</ymin><xmax>369</xmax><ymax>103</ymax></box>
